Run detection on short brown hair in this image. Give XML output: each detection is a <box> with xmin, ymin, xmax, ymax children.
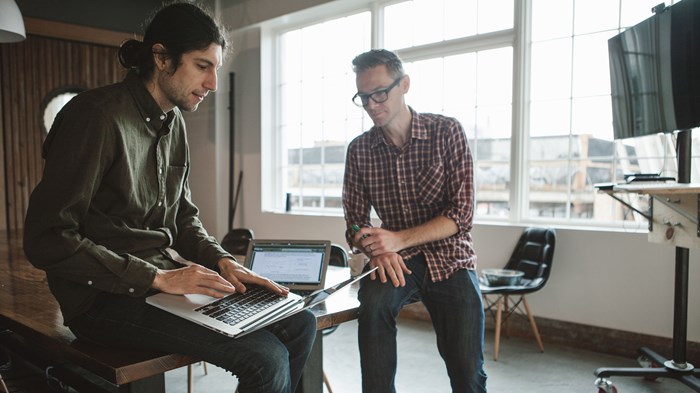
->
<box><xmin>352</xmin><ymin>49</ymin><xmax>404</xmax><ymax>78</ymax></box>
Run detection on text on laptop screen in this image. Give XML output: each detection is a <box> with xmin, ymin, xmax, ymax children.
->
<box><xmin>248</xmin><ymin>244</ymin><xmax>326</xmax><ymax>285</ymax></box>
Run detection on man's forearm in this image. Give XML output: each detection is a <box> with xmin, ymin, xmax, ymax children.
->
<box><xmin>397</xmin><ymin>215</ymin><xmax>458</xmax><ymax>250</ymax></box>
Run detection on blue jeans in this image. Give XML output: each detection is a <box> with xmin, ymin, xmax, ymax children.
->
<box><xmin>358</xmin><ymin>254</ymin><xmax>487</xmax><ymax>393</ymax></box>
<box><xmin>68</xmin><ymin>292</ymin><xmax>317</xmax><ymax>393</ymax></box>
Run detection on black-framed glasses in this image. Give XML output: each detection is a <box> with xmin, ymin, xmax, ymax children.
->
<box><xmin>352</xmin><ymin>76</ymin><xmax>403</xmax><ymax>107</ymax></box>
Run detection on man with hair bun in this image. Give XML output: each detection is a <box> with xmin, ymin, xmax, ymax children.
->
<box><xmin>23</xmin><ymin>3</ymin><xmax>316</xmax><ymax>392</ymax></box>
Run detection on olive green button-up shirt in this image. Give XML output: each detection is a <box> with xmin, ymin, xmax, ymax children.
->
<box><xmin>23</xmin><ymin>71</ymin><xmax>232</xmax><ymax>324</ymax></box>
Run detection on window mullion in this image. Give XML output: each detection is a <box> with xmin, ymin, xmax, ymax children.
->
<box><xmin>511</xmin><ymin>0</ymin><xmax>531</xmax><ymax>223</ymax></box>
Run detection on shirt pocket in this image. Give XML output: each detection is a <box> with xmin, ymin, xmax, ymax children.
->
<box><xmin>165</xmin><ymin>164</ymin><xmax>187</xmax><ymax>206</ymax></box>
<box><xmin>416</xmin><ymin>160</ymin><xmax>445</xmax><ymax>205</ymax></box>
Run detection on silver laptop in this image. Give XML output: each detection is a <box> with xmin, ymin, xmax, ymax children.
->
<box><xmin>244</xmin><ymin>239</ymin><xmax>331</xmax><ymax>294</ymax></box>
<box><xmin>146</xmin><ymin>247</ymin><xmax>376</xmax><ymax>338</ymax></box>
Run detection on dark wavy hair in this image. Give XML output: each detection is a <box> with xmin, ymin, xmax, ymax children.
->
<box><xmin>352</xmin><ymin>49</ymin><xmax>405</xmax><ymax>78</ymax></box>
<box><xmin>118</xmin><ymin>1</ymin><xmax>229</xmax><ymax>78</ymax></box>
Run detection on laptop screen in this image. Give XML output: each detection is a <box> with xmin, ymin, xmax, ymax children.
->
<box><xmin>245</xmin><ymin>240</ymin><xmax>330</xmax><ymax>290</ymax></box>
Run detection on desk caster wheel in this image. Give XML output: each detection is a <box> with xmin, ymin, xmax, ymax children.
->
<box><xmin>595</xmin><ymin>377</ymin><xmax>618</xmax><ymax>393</ymax></box>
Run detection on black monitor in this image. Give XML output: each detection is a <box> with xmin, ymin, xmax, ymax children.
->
<box><xmin>608</xmin><ymin>0</ymin><xmax>700</xmax><ymax>139</ymax></box>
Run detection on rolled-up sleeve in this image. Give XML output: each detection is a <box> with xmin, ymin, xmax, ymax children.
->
<box><xmin>440</xmin><ymin>121</ymin><xmax>474</xmax><ymax>235</ymax></box>
<box><xmin>342</xmin><ymin>139</ymin><xmax>373</xmax><ymax>248</ymax></box>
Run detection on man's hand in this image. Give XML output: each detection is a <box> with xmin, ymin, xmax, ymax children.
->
<box><xmin>354</xmin><ymin>227</ymin><xmax>405</xmax><ymax>257</ymax></box>
<box><xmin>151</xmin><ymin>264</ymin><xmax>237</xmax><ymax>298</ymax></box>
<box><xmin>353</xmin><ymin>216</ymin><xmax>458</xmax><ymax>257</ymax></box>
<box><xmin>368</xmin><ymin>252</ymin><xmax>412</xmax><ymax>287</ymax></box>
<box><xmin>151</xmin><ymin>258</ymin><xmax>289</xmax><ymax>298</ymax></box>
<box><xmin>216</xmin><ymin>258</ymin><xmax>290</xmax><ymax>296</ymax></box>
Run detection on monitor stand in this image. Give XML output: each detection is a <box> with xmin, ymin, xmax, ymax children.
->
<box><xmin>594</xmin><ymin>129</ymin><xmax>700</xmax><ymax>393</ymax></box>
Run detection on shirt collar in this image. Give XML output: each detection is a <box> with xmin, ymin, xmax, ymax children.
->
<box><xmin>408</xmin><ymin>106</ymin><xmax>429</xmax><ymax>140</ymax></box>
<box><xmin>369</xmin><ymin>106</ymin><xmax>427</xmax><ymax>148</ymax></box>
<box><xmin>124</xmin><ymin>70</ymin><xmax>174</xmax><ymax>132</ymax></box>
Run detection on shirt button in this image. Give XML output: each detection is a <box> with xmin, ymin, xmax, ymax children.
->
<box><xmin>159</xmin><ymin>168</ymin><xmax>163</xmax><ymax>175</ymax></box>
<box><xmin>129</xmin><ymin>288</ymin><xmax>135</xmax><ymax>293</ymax></box>
<box><xmin>145</xmin><ymin>226</ymin><xmax>150</xmax><ymax>230</ymax></box>
<box><xmin>87</xmin><ymin>280</ymin><xmax>93</xmax><ymax>285</ymax></box>
<box><xmin>145</xmin><ymin>117</ymin><xmax>151</xmax><ymax>122</ymax></box>
<box><xmin>158</xmin><ymin>201</ymin><xmax>163</xmax><ymax>207</ymax></box>
<box><xmin>159</xmin><ymin>114</ymin><xmax>166</xmax><ymax>120</ymax></box>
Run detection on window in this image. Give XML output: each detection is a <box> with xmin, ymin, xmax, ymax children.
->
<box><xmin>528</xmin><ymin>0</ymin><xmax>697</xmax><ymax>225</ymax></box>
<box><xmin>275</xmin><ymin>12</ymin><xmax>371</xmax><ymax>214</ymax></box>
<box><xmin>264</xmin><ymin>0</ymin><xmax>698</xmax><ymax>227</ymax></box>
<box><xmin>404</xmin><ymin>48</ymin><xmax>514</xmax><ymax>218</ymax></box>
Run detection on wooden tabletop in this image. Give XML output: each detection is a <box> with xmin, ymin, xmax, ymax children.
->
<box><xmin>0</xmin><ymin>230</ymin><xmax>361</xmax><ymax>386</ymax></box>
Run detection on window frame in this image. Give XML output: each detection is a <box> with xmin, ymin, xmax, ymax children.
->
<box><xmin>259</xmin><ymin>0</ymin><xmax>695</xmax><ymax>230</ymax></box>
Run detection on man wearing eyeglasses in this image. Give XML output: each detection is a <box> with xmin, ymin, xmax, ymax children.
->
<box><xmin>342</xmin><ymin>49</ymin><xmax>487</xmax><ymax>393</ymax></box>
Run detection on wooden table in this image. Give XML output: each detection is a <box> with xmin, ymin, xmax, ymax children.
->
<box><xmin>0</xmin><ymin>231</ymin><xmax>360</xmax><ymax>393</ymax></box>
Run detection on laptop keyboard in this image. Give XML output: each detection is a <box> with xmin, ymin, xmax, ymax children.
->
<box><xmin>195</xmin><ymin>285</ymin><xmax>286</xmax><ymax>326</ymax></box>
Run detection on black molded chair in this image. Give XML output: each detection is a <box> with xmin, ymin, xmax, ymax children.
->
<box><xmin>328</xmin><ymin>243</ymin><xmax>349</xmax><ymax>270</ymax></box>
<box><xmin>480</xmin><ymin>227</ymin><xmax>556</xmax><ymax>361</ymax></box>
<box><xmin>220</xmin><ymin>228</ymin><xmax>255</xmax><ymax>256</ymax></box>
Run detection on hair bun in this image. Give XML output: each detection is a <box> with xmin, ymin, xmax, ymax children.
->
<box><xmin>118</xmin><ymin>39</ymin><xmax>146</xmax><ymax>70</ymax></box>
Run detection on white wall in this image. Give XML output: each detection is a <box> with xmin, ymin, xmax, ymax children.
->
<box><xmin>179</xmin><ymin>0</ymin><xmax>700</xmax><ymax>343</ymax></box>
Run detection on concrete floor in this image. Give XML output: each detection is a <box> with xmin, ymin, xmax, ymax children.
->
<box><xmin>165</xmin><ymin>317</ymin><xmax>691</xmax><ymax>393</ymax></box>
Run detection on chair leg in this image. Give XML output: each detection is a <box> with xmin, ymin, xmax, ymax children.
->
<box><xmin>522</xmin><ymin>296</ymin><xmax>544</xmax><ymax>352</ymax></box>
<box><xmin>187</xmin><ymin>361</ymin><xmax>209</xmax><ymax>393</ymax></box>
<box><xmin>323</xmin><ymin>371</ymin><xmax>333</xmax><ymax>393</ymax></box>
<box><xmin>0</xmin><ymin>373</ymin><xmax>8</xmax><ymax>393</ymax></box>
<box><xmin>188</xmin><ymin>364</ymin><xmax>194</xmax><ymax>393</ymax></box>
<box><xmin>494</xmin><ymin>296</ymin><xmax>503</xmax><ymax>361</ymax></box>
<box><xmin>503</xmin><ymin>295</ymin><xmax>510</xmax><ymax>338</ymax></box>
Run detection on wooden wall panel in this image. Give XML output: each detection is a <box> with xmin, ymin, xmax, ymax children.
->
<box><xmin>0</xmin><ymin>34</ymin><xmax>126</xmax><ymax>231</ymax></box>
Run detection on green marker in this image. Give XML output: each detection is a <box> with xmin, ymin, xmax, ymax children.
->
<box><xmin>352</xmin><ymin>224</ymin><xmax>369</xmax><ymax>239</ymax></box>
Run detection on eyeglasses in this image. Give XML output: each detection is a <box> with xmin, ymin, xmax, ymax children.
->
<box><xmin>352</xmin><ymin>76</ymin><xmax>403</xmax><ymax>107</ymax></box>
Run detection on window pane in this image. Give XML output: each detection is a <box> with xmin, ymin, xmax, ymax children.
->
<box><xmin>278</xmin><ymin>12</ymin><xmax>371</xmax><ymax>212</ymax></box>
<box><xmin>404</xmin><ymin>46</ymin><xmax>513</xmax><ymax>218</ymax></box>
<box><xmin>384</xmin><ymin>1</ymin><xmax>413</xmax><ymax>49</ymax></box>
<box><xmin>476</xmin><ymin>47</ymin><xmax>513</xmax><ymax>106</ymax></box>
<box><xmin>477</xmin><ymin>104</ymin><xmax>512</xmax><ymax>141</ymax></box>
<box><xmin>574</xmin><ymin>0</ymin><xmax>620</xmax><ymax>35</ymax></box>
<box><xmin>530</xmin><ymin>100</ymin><xmax>571</xmax><ymax>140</ymax></box>
<box><xmin>531</xmin><ymin>39</ymin><xmax>572</xmax><ymax>100</ymax></box>
<box><xmin>404</xmin><ymin>58</ymin><xmax>445</xmax><ymax>114</ymax></box>
<box><xmin>478</xmin><ymin>0</ymin><xmax>514</xmax><ymax>33</ymax></box>
<box><xmin>444</xmin><ymin>54</ymin><xmax>477</xmax><ymax>121</ymax></box>
<box><xmin>571</xmin><ymin>31</ymin><xmax>617</xmax><ymax>98</ymax></box>
<box><xmin>532</xmin><ymin>0</ymin><xmax>573</xmax><ymax>41</ymax></box>
<box><xmin>384</xmin><ymin>0</ymin><xmax>513</xmax><ymax>50</ymax></box>
<box><xmin>571</xmin><ymin>96</ymin><xmax>613</xmax><ymax>139</ymax></box>
<box><xmin>620</xmin><ymin>0</ymin><xmax>671</xmax><ymax>28</ymax></box>
<box><xmin>528</xmin><ymin>0</ymin><xmax>668</xmax><ymax>223</ymax></box>
<box><xmin>412</xmin><ymin>0</ymin><xmax>445</xmax><ymax>46</ymax></box>
<box><xmin>445</xmin><ymin>0</ymin><xmax>477</xmax><ymax>40</ymax></box>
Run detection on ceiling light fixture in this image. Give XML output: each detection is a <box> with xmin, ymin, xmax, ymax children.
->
<box><xmin>0</xmin><ymin>0</ymin><xmax>26</xmax><ymax>43</ymax></box>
